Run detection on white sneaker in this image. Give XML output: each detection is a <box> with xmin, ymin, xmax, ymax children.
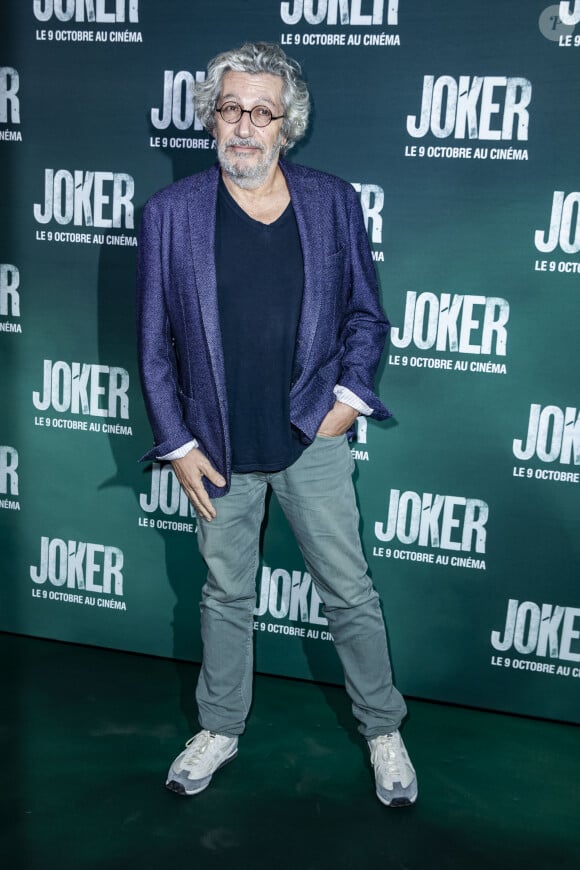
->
<box><xmin>368</xmin><ymin>730</ymin><xmax>418</xmax><ymax>807</ymax></box>
<box><xmin>166</xmin><ymin>730</ymin><xmax>238</xmax><ymax>795</ymax></box>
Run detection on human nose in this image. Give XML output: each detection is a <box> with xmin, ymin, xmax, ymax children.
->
<box><xmin>235</xmin><ymin>108</ymin><xmax>253</xmax><ymax>137</ymax></box>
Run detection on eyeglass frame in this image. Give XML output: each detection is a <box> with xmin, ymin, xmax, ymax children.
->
<box><xmin>214</xmin><ymin>101</ymin><xmax>285</xmax><ymax>128</ymax></box>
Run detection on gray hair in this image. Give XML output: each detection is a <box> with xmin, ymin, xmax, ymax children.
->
<box><xmin>193</xmin><ymin>42</ymin><xmax>310</xmax><ymax>154</ymax></box>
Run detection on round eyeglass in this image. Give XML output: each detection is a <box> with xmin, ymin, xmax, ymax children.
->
<box><xmin>215</xmin><ymin>101</ymin><xmax>285</xmax><ymax>128</ymax></box>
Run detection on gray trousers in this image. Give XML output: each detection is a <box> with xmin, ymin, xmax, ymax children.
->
<box><xmin>195</xmin><ymin>434</ymin><xmax>407</xmax><ymax>739</ymax></box>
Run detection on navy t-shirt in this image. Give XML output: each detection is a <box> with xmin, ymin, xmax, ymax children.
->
<box><xmin>215</xmin><ymin>177</ymin><xmax>306</xmax><ymax>472</ymax></box>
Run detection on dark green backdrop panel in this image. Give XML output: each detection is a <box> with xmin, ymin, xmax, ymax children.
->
<box><xmin>1</xmin><ymin>1</ymin><xmax>579</xmax><ymax>723</ymax></box>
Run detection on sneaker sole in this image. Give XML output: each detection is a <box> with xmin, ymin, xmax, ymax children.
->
<box><xmin>165</xmin><ymin>749</ymin><xmax>238</xmax><ymax>796</ymax></box>
<box><xmin>376</xmin><ymin>788</ymin><xmax>418</xmax><ymax>808</ymax></box>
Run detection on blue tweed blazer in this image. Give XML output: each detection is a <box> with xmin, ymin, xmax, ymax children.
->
<box><xmin>136</xmin><ymin>158</ymin><xmax>390</xmax><ymax>497</ymax></box>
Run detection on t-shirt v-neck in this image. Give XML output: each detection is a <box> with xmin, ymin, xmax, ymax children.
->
<box><xmin>215</xmin><ymin>177</ymin><xmax>306</xmax><ymax>472</ymax></box>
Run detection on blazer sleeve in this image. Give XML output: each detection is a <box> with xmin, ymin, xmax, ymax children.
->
<box><xmin>337</xmin><ymin>185</ymin><xmax>390</xmax><ymax>420</ymax></box>
<box><xmin>136</xmin><ymin>198</ymin><xmax>196</xmax><ymax>461</ymax></box>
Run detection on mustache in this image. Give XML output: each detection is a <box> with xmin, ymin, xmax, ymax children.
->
<box><xmin>223</xmin><ymin>136</ymin><xmax>265</xmax><ymax>151</ymax></box>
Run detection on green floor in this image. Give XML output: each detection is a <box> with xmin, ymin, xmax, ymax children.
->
<box><xmin>1</xmin><ymin>632</ymin><xmax>579</xmax><ymax>870</ymax></box>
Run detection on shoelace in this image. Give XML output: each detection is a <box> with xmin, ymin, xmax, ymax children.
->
<box><xmin>183</xmin><ymin>731</ymin><xmax>214</xmax><ymax>763</ymax></box>
<box><xmin>373</xmin><ymin>734</ymin><xmax>403</xmax><ymax>777</ymax></box>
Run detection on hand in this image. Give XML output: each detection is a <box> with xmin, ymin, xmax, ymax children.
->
<box><xmin>171</xmin><ymin>448</ymin><xmax>226</xmax><ymax>521</ymax></box>
<box><xmin>316</xmin><ymin>401</ymin><xmax>359</xmax><ymax>438</ymax></box>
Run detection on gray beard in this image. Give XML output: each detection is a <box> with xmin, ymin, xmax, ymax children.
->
<box><xmin>217</xmin><ymin>135</ymin><xmax>283</xmax><ymax>190</ymax></box>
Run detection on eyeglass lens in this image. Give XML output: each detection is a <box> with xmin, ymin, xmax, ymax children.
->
<box><xmin>218</xmin><ymin>102</ymin><xmax>275</xmax><ymax>127</ymax></box>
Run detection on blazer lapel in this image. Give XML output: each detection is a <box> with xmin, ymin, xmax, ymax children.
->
<box><xmin>186</xmin><ymin>167</ymin><xmax>228</xmax><ymax>406</ymax></box>
<box><xmin>281</xmin><ymin>161</ymin><xmax>324</xmax><ymax>393</ymax></box>
<box><xmin>183</xmin><ymin>161</ymin><xmax>325</xmax><ymax>407</ymax></box>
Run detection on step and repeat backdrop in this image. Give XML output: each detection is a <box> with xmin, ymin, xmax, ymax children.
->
<box><xmin>1</xmin><ymin>1</ymin><xmax>579</xmax><ymax>723</ymax></box>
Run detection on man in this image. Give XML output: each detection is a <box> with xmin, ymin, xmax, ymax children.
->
<box><xmin>137</xmin><ymin>42</ymin><xmax>417</xmax><ymax>807</ymax></box>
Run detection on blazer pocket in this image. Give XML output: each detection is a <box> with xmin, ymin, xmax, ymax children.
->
<box><xmin>177</xmin><ymin>390</ymin><xmax>198</xmax><ymax>427</ymax></box>
<box><xmin>325</xmin><ymin>245</ymin><xmax>345</xmax><ymax>264</ymax></box>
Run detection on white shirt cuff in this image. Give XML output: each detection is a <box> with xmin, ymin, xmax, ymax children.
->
<box><xmin>333</xmin><ymin>384</ymin><xmax>373</xmax><ymax>416</ymax></box>
<box><xmin>158</xmin><ymin>439</ymin><xmax>198</xmax><ymax>460</ymax></box>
